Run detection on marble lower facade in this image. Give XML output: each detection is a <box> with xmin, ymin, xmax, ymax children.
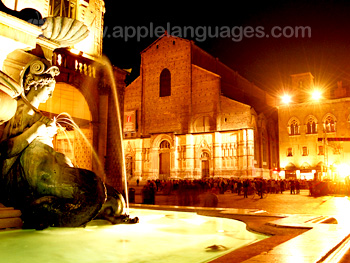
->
<box><xmin>124</xmin><ymin>129</ymin><xmax>273</xmax><ymax>181</ymax></box>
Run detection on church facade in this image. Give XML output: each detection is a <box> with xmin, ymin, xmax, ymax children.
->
<box><xmin>123</xmin><ymin>35</ymin><xmax>279</xmax><ymax>181</ymax></box>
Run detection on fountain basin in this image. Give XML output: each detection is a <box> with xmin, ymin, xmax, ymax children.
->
<box><xmin>0</xmin><ymin>208</ymin><xmax>268</xmax><ymax>263</ymax></box>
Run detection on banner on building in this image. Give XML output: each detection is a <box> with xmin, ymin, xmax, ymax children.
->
<box><xmin>124</xmin><ymin>110</ymin><xmax>136</xmax><ymax>132</ymax></box>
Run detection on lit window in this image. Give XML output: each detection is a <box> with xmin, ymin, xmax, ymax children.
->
<box><xmin>318</xmin><ymin>146</ymin><xmax>324</xmax><ymax>155</ymax></box>
<box><xmin>57</xmin><ymin>54</ymin><xmax>62</xmax><ymax>66</ymax></box>
<box><xmin>289</xmin><ymin>119</ymin><xmax>300</xmax><ymax>135</ymax></box>
<box><xmin>50</xmin><ymin>0</ymin><xmax>77</xmax><ymax>18</ymax></box>
<box><xmin>287</xmin><ymin>148</ymin><xmax>293</xmax><ymax>157</ymax></box>
<box><xmin>333</xmin><ymin>146</ymin><xmax>341</xmax><ymax>155</ymax></box>
<box><xmin>298</xmin><ymin>80</ymin><xmax>304</xmax><ymax>89</ymax></box>
<box><xmin>302</xmin><ymin>147</ymin><xmax>308</xmax><ymax>156</ymax></box>
<box><xmin>160</xmin><ymin>68</ymin><xmax>171</xmax><ymax>97</ymax></box>
<box><xmin>324</xmin><ymin>116</ymin><xmax>336</xmax><ymax>133</ymax></box>
<box><xmin>306</xmin><ymin>116</ymin><xmax>317</xmax><ymax>134</ymax></box>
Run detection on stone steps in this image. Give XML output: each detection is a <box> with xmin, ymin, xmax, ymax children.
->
<box><xmin>0</xmin><ymin>207</ymin><xmax>22</xmax><ymax>230</ymax></box>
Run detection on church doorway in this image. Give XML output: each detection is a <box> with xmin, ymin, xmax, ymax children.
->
<box><xmin>126</xmin><ymin>155</ymin><xmax>134</xmax><ymax>180</ymax></box>
<box><xmin>159</xmin><ymin>140</ymin><xmax>171</xmax><ymax>180</ymax></box>
<box><xmin>201</xmin><ymin>151</ymin><xmax>210</xmax><ymax>179</ymax></box>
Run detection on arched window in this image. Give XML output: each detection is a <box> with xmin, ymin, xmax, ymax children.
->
<box><xmin>306</xmin><ymin>116</ymin><xmax>317</xmax><ymax>134</ymax></box>
<box><xmin>160</xmin><ymin>68</ymin><xmax>171</xmax><ymax>97</ymax></box>
<box><xmin>159</xmin><ymin>140</ymin><xmax>170</xmax><ymax>180</ymax></box>
<box><xmin>288</xmin><ymin>118</ymin><xmax>300</xmax><ymax>135</ymax></box>
<box><xmin>160</xmin><ymin>140</ymin><xmax>170</xmax><ymax>149</ymax></box>
<box><xmin>324</xmin><ymin>114</ymin><xmax>336</xmax><ymax>133</ymax></box>
<box><xmin>201</xmin><ymin>151</ymin><xmax>210</xmax><ymax>159</ymax></box>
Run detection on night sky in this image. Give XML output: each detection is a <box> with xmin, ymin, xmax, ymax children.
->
<box><xmin>103</xmin><ymin>0</ymin><xmax>350</xmax><ymax>96</ymax></box>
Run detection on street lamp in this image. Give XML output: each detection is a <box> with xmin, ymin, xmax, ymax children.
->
<box><xmin>281</xmin><ymin>94</ymin><xmax>292</xmax><ymax>104</ymax></box>
<box><xmin>311</xmin><ymin>89</ymin><xmax>322</xmax><ymax>101</ymax></box>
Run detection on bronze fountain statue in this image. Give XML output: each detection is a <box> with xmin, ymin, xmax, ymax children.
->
<box><xmin>0</xmin><ymin>16</ymin><xmax>138</xmax><ymax>229</ymax></box>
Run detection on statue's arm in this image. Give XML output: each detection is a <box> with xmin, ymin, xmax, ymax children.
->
<box><xmin>0</xmin><ymin>116</ymin><xmax>51</xmax><ymax>158</ymax></box>
<box><xmin>0</xmin><ymin>115</ymin><xmax>52</xmax><ymax>175</ymax></box>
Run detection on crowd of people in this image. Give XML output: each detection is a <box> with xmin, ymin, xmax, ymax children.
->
<box><xmin>137</xmin><ymin>177</ymin><xmax>350</xmax><ymax>206</ymax></box>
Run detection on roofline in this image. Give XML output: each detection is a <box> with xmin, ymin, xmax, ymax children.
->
<box><xmin>140</xmin><ymin>33</ymin><xmax>192</xmax><ymax>54</ymax></box>
<box><xmin>290</xmin><ymin>72</ymin><xmax>314</xmax><ymax>78</ymax></box>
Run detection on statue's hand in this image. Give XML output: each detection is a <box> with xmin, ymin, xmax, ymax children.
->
<box><xmin>37</xmin><ymin>116</ymin><xmax>57</xmax><ymax>138</ymax></box>
<box><xmin>46</xmin><ymin>121</ymin><xmax>58</xmax><ymax>138</ymax></box>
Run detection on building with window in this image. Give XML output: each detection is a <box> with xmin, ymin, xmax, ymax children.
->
<box><xmin>278</xmin><ymin>72</ymin><xmax>350</xmax><ymax>180</ymax></box>
<box><xmin>123</xmin><ymin>34</ymin><xmax>279</xmax><ymax>181</ymax></box>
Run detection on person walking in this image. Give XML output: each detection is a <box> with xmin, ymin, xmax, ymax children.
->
<box><xmin>243</xmin><ymin>179</ymin><xmax>249</xmax><ymax>198</ymax></box>
<box><xmin>237</xmin><ymin>180</ymin><xmax>242</xmax><ymax>195</ymax></box>
<box><xmin>280</xmin><ymin>180</ymin><xmax>285</xmax><ymax>193</ymax></box>
<box><xmin>295</xmin><ymin>180</ymin><xmax>300</xmax><ymax>194</ymax></box>
<box><xmin>290</xmin><ymin>180</ymin><xmax>296</xmax><ymax>194</ymax></box>
<box><xmin>257</xmin><ymin>179</ymin><xmax>264</xmax><ymax>199</ymax></box>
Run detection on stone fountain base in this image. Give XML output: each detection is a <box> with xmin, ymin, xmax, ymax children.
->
<box><xmin>0</xmin><ymin>206</ymin><xmax>22</xmax><ymax>230</ymax></box>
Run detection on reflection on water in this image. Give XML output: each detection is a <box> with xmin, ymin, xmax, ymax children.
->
<box><xmin>0</xmin><ymin>209</ymin><xmax>268</xmax><ymax>263</ymax></box>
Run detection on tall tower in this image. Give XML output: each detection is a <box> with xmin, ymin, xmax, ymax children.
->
<box><xmin>290</xmin><ymin>72</ymin><xmax>314</xmax><ymax>103</ymax></box>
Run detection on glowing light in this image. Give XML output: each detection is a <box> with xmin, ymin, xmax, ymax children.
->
<box><xmin>57</xmin><ymin>54</ymin><xmax>62</xmax><ymax>65</ymax></box>
<box><xmin>311</xmin><ymin>90</ymin><xmax>322</xmax><ymax>101</ymax></box>
<box><xmin>69</xmin><ymin>48</ymin><xmax>82</xmax><ymax>55</ymax></box>
<box><xmin>336</xmin><ymin>163</ymin><xmax>350</xmax><ymax>179</ymax></box>
<box><xmin>281</xmin><ymin>94</ymin><xmax>292</xmax><ymax>104</ymax></box>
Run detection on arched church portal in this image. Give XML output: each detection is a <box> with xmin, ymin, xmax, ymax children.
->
<box><xmin>159</xmin><ymin>140</ymin><xmax>171</xmax><ymax>180</ymax></box>
<box><xmin>201</xmin><ymin>151</ymin><xmax>210</xmax><ymax>179</ymax></box>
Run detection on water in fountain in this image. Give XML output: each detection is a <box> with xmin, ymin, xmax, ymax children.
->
<box><xmin>95</xmin><ymin>56</ymin><xmax>130</xmax><ymax>214</ymax></box>
<box><xmin>55</xmin><ymin>112</ymin><xmax>106</xmax><ymax>182</ymax></box>
<box><xmin>57</xmin><ymin>56</ymin><xmax>131</xmax><ymax>215</ymax></box>
<box><xmin>0</xmin><ymin>208</ymin><xmax>269</xmax><ymax>263</ymax></box>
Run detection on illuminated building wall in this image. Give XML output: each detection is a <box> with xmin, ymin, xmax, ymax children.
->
<box><xmin>278</xmin><ymin>73</ymin><xmax>350</xmax><ymax>180</ymax></box>
<box><xmin>124</xmin><ymin>35</ymin><xmax>279</xmax><ymax>180</ymax></box>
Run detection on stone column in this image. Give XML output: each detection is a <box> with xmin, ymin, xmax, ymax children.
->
<box><xmin>134</xmin><ymin>139</ymin><xmax>143</xmax><ymax>178</ymax></box>
<box><xmin>150</xmin><ymin>146</ymin><xmax>159</xmax><ymax>180</ymax></box>
<box><xmin>213</xmin><ymin>132</ymin><xmax>222</xmax><ymax>177</ymax></box>
<box><xmin>185</xmin><ymin>134</ymin><xmax>195</xmax><ymax>178</ymax></box>
<box><xmin>247</xmin><ymin>128</ymin><xmax>255</xmax><ymax>177</ymax></box>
